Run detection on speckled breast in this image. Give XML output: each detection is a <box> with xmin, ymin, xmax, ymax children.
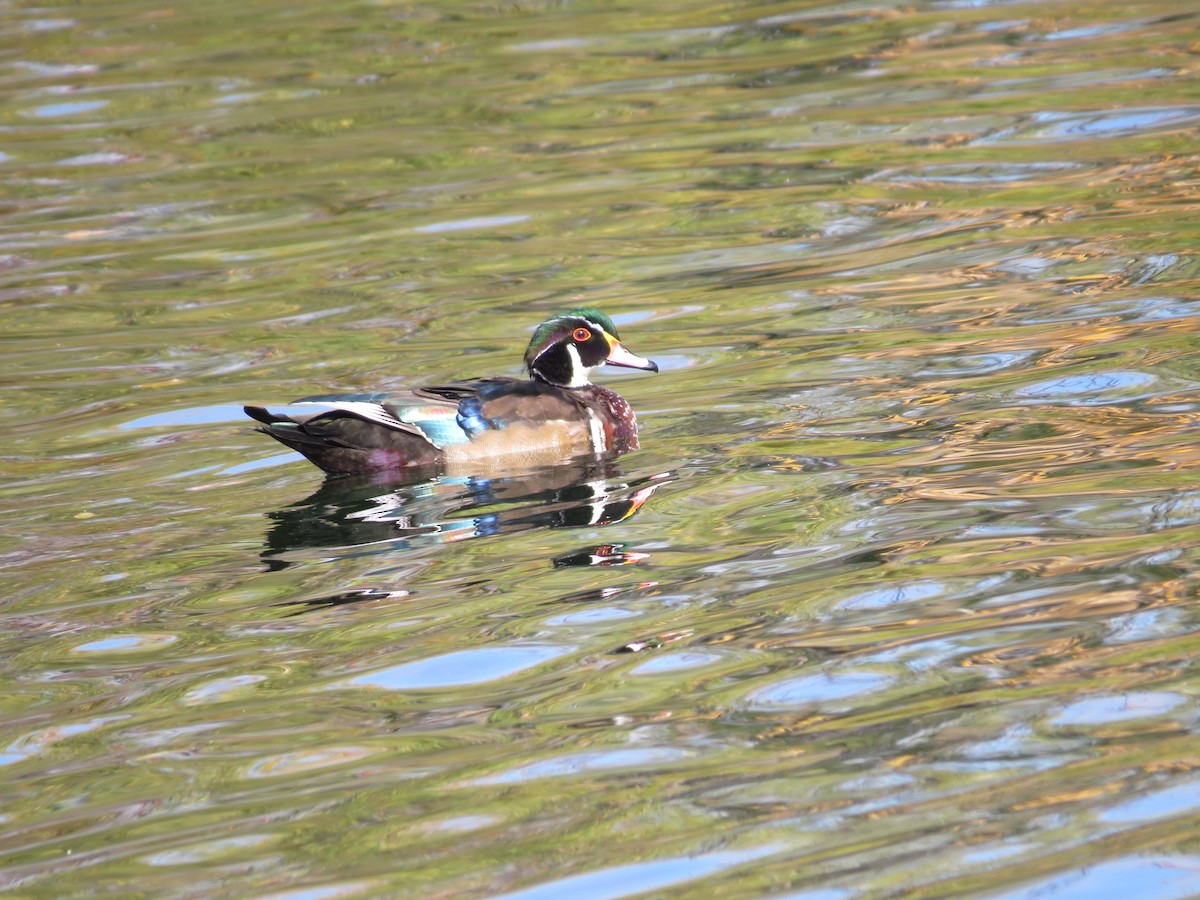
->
<box><xmin>583</xmin><ymin>385</ymin><xmax>640</xmax><ymax>453</ymax></box>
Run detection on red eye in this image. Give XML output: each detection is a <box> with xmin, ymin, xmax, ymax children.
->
<box><xmin>572</xmin><ymin>327</ymin><xmax>592</xmax><ymax>342</ymax></box>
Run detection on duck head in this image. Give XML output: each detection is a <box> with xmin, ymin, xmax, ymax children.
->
<box><xmin>525</xmin><ymin>309</ymin><xmax>658</xmax><ymax>389</ymax></box>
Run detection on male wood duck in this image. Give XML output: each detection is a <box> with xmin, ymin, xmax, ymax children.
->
<box><xmin>244</xmin><ymin>309</ymin><xmax>658</xmax><ymax>476</ymax></box>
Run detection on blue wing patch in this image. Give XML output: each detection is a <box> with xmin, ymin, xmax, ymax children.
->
<box><xmin>386</xmin><ymin>403</ymin><xmax>471</xmax><ymax>446</ymax></box>
<box><xmin>456</xmin><ymin>397</ymin><xmax>496</xmax><ymax>437</ymax></box>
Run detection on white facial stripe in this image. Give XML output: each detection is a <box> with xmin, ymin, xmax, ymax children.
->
<box><xmin>530</xmin><ymin>338</ymin><xmax>558</xmax><ymax>366</ymax></box>
<box><xmin>529</xmin><ymin>315</ymin><xmax>612</xmax><ymax>355</ymax></box>
<box><xmin>529</xmin><ymin>316</ymin><xmax>616</xmax><ymax>387</ymax></box>
<box><xmin>530</xmin><ymin>321</ymin><xmax>571</xmax><ymax>369</ymax></box>
<box><xmin>529</xmin><ymin>317</ymin><xmax>580</xmax><ymax>365</ymax></box>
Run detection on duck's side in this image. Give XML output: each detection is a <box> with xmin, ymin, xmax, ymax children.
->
<box><xmin>246</xmin><ymin>379</ymin><xmax>617</xmax><ymax>476</ymax></box>
<box><xmin>244</xmin><ymin>308</ymin><xmax>657</xmax><ymax>476</ymax></box>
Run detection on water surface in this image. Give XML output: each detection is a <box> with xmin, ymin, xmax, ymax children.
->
<box><xmin>3</xmin><ymin>0</ymin><xmax>1200</xmax><ymax>896</ymax></box>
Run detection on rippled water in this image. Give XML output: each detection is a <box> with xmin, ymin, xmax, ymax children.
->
<box><xmin>3</xmin><ymin>0</ymin><xmax>1200</xmax><ymax>896</ymax></box>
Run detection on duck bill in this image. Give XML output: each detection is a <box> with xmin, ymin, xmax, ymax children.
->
<box><xmin>604</xmin><ymin>340</ymin><xmax>659</xmax><ymax>372</ymax></box>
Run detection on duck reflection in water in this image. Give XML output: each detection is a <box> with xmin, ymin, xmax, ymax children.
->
<box><xmin>261</xmin><ymin>459</ymin><xmax>669</xmax><ymax>576</ymax></box>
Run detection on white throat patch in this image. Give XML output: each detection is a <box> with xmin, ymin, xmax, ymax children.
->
<box><xmin>561</xmin><ymin>343</ymin><xmax>593</xmax><ymax>389</ymax></box>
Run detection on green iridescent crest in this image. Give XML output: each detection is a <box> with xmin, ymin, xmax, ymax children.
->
<box><xmin>524</xmin><ymin>308</ymin><xmax>619</xmax><ymax>370</ymax></box>
<box><xmin>567</xmin><ymin>308</ymin><xmax>619</xmax><ymax>338</ymax></box>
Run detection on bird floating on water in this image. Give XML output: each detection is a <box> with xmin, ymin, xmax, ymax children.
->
<box><xmin>244</xmin><ymin>309</ymin><xmax>658</xmax><ymax>476</ymax></box>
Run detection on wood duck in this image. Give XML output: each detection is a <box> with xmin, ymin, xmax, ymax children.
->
<box><xmin>244</xmin><ymin>309</ymin><xmax>658</xmax><ymax>476</ymax></box>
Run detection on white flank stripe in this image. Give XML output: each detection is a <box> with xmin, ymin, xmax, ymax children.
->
<box><xmin>585</xmin><ymin>407</ymin><xmax>606</xmax><ymax>456</ymax></box>
<box><xmin>292</xmin><ymin>400</ymin><xmax>418</xmax><ymax>434</ymax></box>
